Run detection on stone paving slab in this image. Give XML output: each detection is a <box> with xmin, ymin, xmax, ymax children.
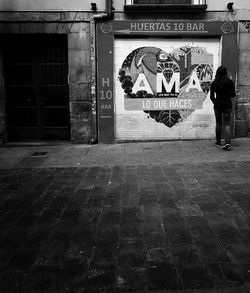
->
<box><xmin>0</xmin><ymin>157</ymin><xmax>250</xmax><ymax>292</ymax></box>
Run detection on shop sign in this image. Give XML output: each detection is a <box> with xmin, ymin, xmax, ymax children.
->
<box><xmin>129</xmin><ymin>21</ymin><xmax>207</xmax><ymax>33</ymax></box>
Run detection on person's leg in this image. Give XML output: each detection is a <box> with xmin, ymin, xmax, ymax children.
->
<box><xmin>214</xmin><ymin>108</ymin><xmax>222</xmax><ymax>145</ymax></box>
<box><xmin>222</xmin><ymin>108</ymin><xmax>232</xmax><ymax>148</ymax></box>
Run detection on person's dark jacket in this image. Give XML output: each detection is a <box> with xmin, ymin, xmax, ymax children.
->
<box><xmin>210</xmin><ymin>78</ymin><xmax>236</xmax><ymax>109</ymax></box>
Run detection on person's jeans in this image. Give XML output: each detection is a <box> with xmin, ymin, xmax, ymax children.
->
<box><xmin>214</xmin><ymin>107</ymin><xmax>232</xmax><ymax>145</ymax></box>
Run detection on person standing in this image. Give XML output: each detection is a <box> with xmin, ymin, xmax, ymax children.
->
<box><xmin>210</xmin><ymin>66</ymin><xmax>236</xmax><ymax>150</ymax></box>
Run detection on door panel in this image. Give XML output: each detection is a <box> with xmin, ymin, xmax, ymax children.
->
<box><xmin>9</xmin><ymin>87</ymin><xmax>37</xmax><ymax>107</ymax></box>
<box><xmin>7</xmin><ymin>64</ymin><xmax>34</xmax><ymax>85</ymax></box>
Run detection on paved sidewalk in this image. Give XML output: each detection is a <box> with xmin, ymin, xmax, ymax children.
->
<box><xmin>0</xmin><ymin>138</ymin><xmax>250</xmax><ymax>168</ymax></box>
<box><xmin>0</xmin><ymin>138</ymin><xmax>250</xmax><ymax>292</ymax></box>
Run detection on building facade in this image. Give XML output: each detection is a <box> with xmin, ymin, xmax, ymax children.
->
<box><xmin>0</xmin><ymin>0</ymin><xmax>250</xmax><ymax>144</ymax></box>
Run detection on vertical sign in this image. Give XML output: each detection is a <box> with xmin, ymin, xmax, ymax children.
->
<box><xmin>97</xmin><ymin>22</ymin><xmax>114</xmax><ymax>143</ymax></box>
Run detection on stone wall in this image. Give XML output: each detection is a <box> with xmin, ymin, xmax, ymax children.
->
<box><xmin>238</xmin><ymin>22</ymin><xmax>250</xmax><ymax>104</ymax></box>
<box><xmin>235</xmin><ymin>21</ymin><xmax>250</xmax><ymax>136</ymax></box>
<box><xmin>68</xmin><ymin>23</ymin><xmax>92</xmax><ymax>143</ymax></box>
<box><xmin>0</xmin><ymin>49</ymin><xmax>5</xmax><ymax>144</ymax></box>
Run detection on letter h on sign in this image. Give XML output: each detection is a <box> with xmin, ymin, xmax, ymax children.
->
<box><xmin>102</xmin><ymin>77</ymin><xmax>110</xmax><ymax>87</ymax></box>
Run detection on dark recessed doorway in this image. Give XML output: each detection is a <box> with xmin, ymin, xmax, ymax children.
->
<box><xmin>4</xmin><ymin>34</ymin><xmax>70</xmax><ymax>141</ymax></box>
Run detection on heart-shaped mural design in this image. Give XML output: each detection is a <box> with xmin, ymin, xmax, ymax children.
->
<box><xmin>118</xmin><ymin>46</ymin><xmax>214</xmax><ymax>127</ymax></box>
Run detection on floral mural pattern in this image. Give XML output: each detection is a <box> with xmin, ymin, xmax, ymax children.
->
<box><xmin>118</xmin><ymin>46</ymin><xmax>214</xmax><ymax>127</ymax></box>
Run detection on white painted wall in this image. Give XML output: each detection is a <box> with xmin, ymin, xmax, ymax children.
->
<box><xmin>0</xmin><ymin>0</ymin><xmax>249</xmax><ymax>11</ymax></box>
<box><xmin>207</xmin><ymin>0</ymin><xmax>250</xmax><ymax>10</ymax></box>
<box><xmin>116</xmin><ymin>0</ymin><xmax>250</xmax><ymax>11</ymax></box>
<box><xmin>0</xmin><ymin>0</ymin><xmax>105</xmax><ymax>11</ymax></box>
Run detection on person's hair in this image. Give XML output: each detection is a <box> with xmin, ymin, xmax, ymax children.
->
<box><xmin>214</xmin><ymin>66</ymin><xmax>229</xmax><ymax>83</ymax></box>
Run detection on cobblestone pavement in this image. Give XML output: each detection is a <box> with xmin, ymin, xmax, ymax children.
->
<box><xmin>0</xmin><ymin>139</ymin><xmax>250</xmax><ymax>292</ymax></box>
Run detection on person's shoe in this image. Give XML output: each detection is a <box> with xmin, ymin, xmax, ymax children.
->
<box><xmin>215</xmin><ymin>142</ymin><xmax>221</xmax><ymax>147</ymax></box>
<box><xmin>222</xmin><ymin>143</ymin><xmax>230</xmax><ymax>150</ymax></box>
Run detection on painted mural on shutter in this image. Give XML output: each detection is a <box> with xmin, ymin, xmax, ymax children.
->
<box><xmin>114</xmin><ymin>38</ymin><xmax>220</xmax><ymax>140</ymax></box>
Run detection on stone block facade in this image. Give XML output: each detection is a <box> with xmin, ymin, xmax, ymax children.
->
<box><xmin>0</xmin><ymin>8</ymin><xmax>250</xmax><ymax>144</ymax></box>
<box><xmin>235</xmin><ymin>21</ymin><xmax>250</xmax><ymax>134</ymax></box>
<box><xmin>0</xmin><ymin>49</ymin><xmax>5</xmax><ymax>144</ymax></box>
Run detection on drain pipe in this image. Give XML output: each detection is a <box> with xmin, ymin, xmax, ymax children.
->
<box><xmin>90</xmin><ymin>0</ymin><xmax>113</xmax><ymax>144</ymax></box>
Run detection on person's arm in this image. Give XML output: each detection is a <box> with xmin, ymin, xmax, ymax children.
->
<box><xmin>230</xmin><ymin>80</ymin><xmax>236</xmax><ymax>110</ymax></box>
<box><xmin>210</xmin><ymin>83</ymin><xmax>216</xmax><ymax>104</ymax></box>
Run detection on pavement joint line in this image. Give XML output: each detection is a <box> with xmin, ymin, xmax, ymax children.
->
<box><xmin>29</xmin><ymin>151</ymin><xmax>49</xmax><ymax>157</ymax></box>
